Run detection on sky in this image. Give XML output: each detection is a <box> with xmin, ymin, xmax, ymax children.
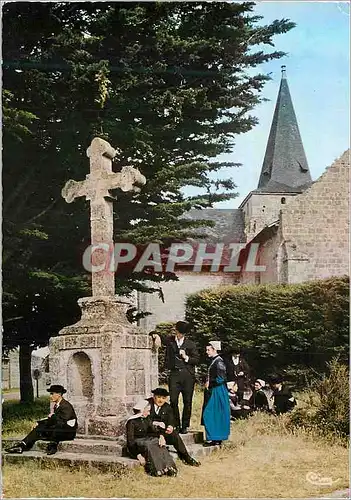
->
<box><xmin>184</xmin><ymin>1</ymin><xmax>350</xmax><ymax>208</ymax></box>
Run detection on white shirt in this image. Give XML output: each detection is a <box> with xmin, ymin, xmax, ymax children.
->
<box><xmin>176</xmin><ymin>338</ymin><xmax>184</xmax><ymax>348</ymax></box>
<box><xmin>154</xmin><ymin>404</ymin><xmax>161</xmax><ymax>415</ymax></box>
<box><xmin>176</xmin><ymin>337</ymin><xmax>189</xmax><ymax>362</ymax></box>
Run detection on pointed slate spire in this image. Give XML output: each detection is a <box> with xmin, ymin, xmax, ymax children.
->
<box><xmin>257</xmin><ymin>66</ymin><xmax>312</xmax><ymax>192</ymax></box>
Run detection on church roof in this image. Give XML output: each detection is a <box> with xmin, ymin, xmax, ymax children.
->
<box><xmin>257</xmin><ymin>66</ymin><xmax>312</xmax><ymax>192</ymax></box>
<box><xmin>182</xmin><ymin>208</ymin><xmax>246</xmax><ymax>243</ymax></box>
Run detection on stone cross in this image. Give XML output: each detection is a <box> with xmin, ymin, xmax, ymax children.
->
<box><xmin>62</xmin><ymin>137</ymin><xmax>146</xmax><ymax>297</ymax></box>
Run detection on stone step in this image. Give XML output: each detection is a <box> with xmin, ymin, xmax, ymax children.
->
<box><xmin>3</xmin><ymin>442</ymin><xmax>219</xmax><ymax>474</ymax></box>
<box><xmin>168</xmin><ymin>442</ymin><xmax>221</xmax><ymax>461</ymax></box>
<box><xmin>3</xmin><ymin>430</ymin><xmax>204</xmax><ymax>456</ymax></box>
<box><xmin>36</xmin><ymin>439</ymin><xmax>123</xmax><ymax>456</ymax></box>
<box><xmin>2</xmin><ymin>450</ymin><xmax>139</xmax><ymax>475</ymax></box>
<box><xmin>75</xmin><ymin>430</ymin><xmax>204</xmax><ymax>445</ymax></box>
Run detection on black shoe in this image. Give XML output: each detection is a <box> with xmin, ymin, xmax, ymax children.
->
<box><xmin>6</xmin><ymin>445</ymin><xmax>24</xmax><ymax>454</ymax></box>
<box><xmin>166</xmin><ymin>467</ymin><xmax>178</xmax><ymax>476</ymax></box>
<box><xmin>46</xmin><ymin>444</ymin><xmax>58</xmax><ymax>455</ymax></box>
<box><xmin>183</xmin><ymin>456</ymin><xmax>200</xmax><ymax>466</ymax></box>
<box><xmin>180</xmin><ymin>427</ymin><xmax>189</xmax><ymax>434</ymax></box>
<box><xmin>203</xmin><ymin>440</ymin><xmax>222</xmax><ymax>447</ymax></box>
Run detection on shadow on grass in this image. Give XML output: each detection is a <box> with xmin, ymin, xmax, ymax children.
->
<box><xmin>2</xmin><ymin>396</ymin><xmax>50</xmax><ymax>438</ymax></box>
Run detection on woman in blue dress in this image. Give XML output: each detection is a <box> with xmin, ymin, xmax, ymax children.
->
<box><xmin>201</xmin><ymin>341</ymin><xmax>230</xmax><ymax>446</ymax></box>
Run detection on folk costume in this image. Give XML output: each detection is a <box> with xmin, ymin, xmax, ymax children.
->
<box><xmin>126</xmin><ymin>399</ymin><xmax>177</xmax><ymax>477</ymax></box>
<box><xmin>229</xmin><ymin>384</ymin><xmax>253</xmax><ymax>420</ymax></box>
<box><xmin>6</xmin><ymin>385</ymin><xmax>77</xmax><ymax>455</ymax></box>
<box><xmin>201</xmin><ymin>341</ymin><xmax>230</xmax><ymax>444</ymax></box>
<box><xmin>270</xmin><ymin>377</ymin><xmax>297</xmax><ymax>414</ymax></box>
<box><xmin>147</xmin><ymin>388</ymin><xmax>200</xmax><ymax>466</ymax></box>
<box><xmin>249</xmin><ymin>379</ymin><xmax>269</xmax><ymax>412</ymax></box>
<box><xmin>223</xmin><ymin>349</ymin><xmax>250</xmax><ymax>400</ymax></box>
<box><xmin>165</xmin><ymin>328</ymin><xmax>199</xmax><ymax>432</ymax></box>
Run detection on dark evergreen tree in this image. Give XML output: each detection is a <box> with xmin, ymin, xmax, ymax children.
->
<box><xmin>2</xmin><ymin>2</ymin><xmax>294</xmax><ymax>401</ymax></box>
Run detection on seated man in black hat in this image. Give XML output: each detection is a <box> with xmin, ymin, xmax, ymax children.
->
<box><xmin>147</xmin><ymin>387</ymin><xmax>200</xmax><ymax>467</ymax></box>
<box><xmin>6</xmin><ymin>384</ymin><xmax>77</xmax><ymax>455</ymax></box>
<box><xmin>270</xmin><ymin>375</ymin><xmax>297</xmax><ymax>415</ymax></box>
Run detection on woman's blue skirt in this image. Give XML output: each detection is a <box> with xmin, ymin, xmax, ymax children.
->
<box><xmin>202</xmin><ymin>382</ymin><xmax>230</xmax><ymax>441</ymax></box>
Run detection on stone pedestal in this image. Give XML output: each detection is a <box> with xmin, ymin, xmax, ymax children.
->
<box><xmin>49</xmin><ymin>296</ymin><xmax>158</xmax><ymax>436</ymax></box>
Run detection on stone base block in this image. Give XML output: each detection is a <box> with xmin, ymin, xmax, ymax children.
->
<box><xmin>87</xmin><ymin>416</ymin><xmax>126</xmax><ymax>437</ymax></box>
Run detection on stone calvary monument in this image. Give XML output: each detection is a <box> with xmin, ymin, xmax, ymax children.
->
<box><xmin>49</xmin><ymin>137</ymin><xmax>158</xmax><ymax>436</ymax></box>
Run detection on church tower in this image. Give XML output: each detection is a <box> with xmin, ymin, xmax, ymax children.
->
<box><xmin>240</xmin><ymin>66</ymin><xmax>312</xmax><ymax>241</ymax></box>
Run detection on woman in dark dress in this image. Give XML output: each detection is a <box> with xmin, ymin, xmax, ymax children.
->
<box><xmin>126</xmin><ymin>399</ymin><xmax>177</xmax><ymax>477</ymax></box>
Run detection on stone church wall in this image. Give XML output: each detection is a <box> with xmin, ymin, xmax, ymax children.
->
<box><xmin>242</xmin><ymin>192</ymin><xmax>296</xmax><ymax>241</ymax></box>
<box><xmin>281</xmin><ymin>150</ymin><xmax>350</xmax><ymax>283</ymax></box>
<box><xmin>139</xmin><ymin>272</ymin><xmax>235</xmax><ymax>331</ymax></box>
<box><xmin>240</xmin><ymin>227</ymin><xmax>280</xmax><ymax>285</ymax></box>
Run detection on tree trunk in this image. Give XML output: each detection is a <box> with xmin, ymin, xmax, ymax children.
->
<box><xmin>19</xmin><ymin>344</ymin><xmax>34</xmax><ymax>403</ymax></box>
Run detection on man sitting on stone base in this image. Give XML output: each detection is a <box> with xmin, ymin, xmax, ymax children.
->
<box><xmin>147</xmin><ymin>387</ymin><xmax>200</xmax><ymax>467</ymax></box>
<box><xmin>6</xmin><ymin>384</ymin><xmax>77</xmax><ymax>456</ymax></box>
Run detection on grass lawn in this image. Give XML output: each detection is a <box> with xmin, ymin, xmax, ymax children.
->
<box><xmin>2</xmin><ymin>390</ymin><xmax>349</xmax><ymax>498</ymax></box>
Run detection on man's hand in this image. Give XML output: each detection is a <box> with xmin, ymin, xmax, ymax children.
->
<box><xmin>205</xmin><ymin>381</ymin><xmax>209</xmax><ymax>390</ymax></box>
<box><xmin>179</xmin><ymin>349</ymin><xmax>187</xmax><ymax>359</ymax></box>
<box><xmin>238</xmin><ymin>371</ymin><xmax>244</xmax><ymax>376</ymax></box>
<box><xmin>165</xmin><ymin>425</ymin><xmax>174</xmax><ymax>434</ymax></box>
<box><xmin>153</xmin><ymin>421</ymin><xmax>166</xmax><ymax>429</ymax></box>
<box><xmin>158</xmin><ymin>435</ymin><xmax>166</xmax><ymax>447</ymax></box>
<box><xmin>137</xmin><ymin>453</ymin><xmax>146</xmax><ymax>466</ymax></box>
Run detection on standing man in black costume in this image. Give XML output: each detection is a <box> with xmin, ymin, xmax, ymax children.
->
<box><xmin>164</xmin><ymin>321</ymin><xmax>199</xmax><ymax>434</ymax></box>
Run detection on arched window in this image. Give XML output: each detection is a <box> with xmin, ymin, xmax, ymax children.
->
<box><xmin>67</xmin><ymin>352</ymin><xmax>93</xmax><ymax>400</ymax></box>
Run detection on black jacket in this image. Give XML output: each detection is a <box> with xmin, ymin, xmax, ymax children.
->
<box><xmin>45</xmin><ymin>398</ymin><xmax>78</xmax><ymax>432</ymax></box>
<box><xmin>146</xmin><ymin>398</ymin><xmax>176</xmax><ymax>428</ymax></box>
<box><xmin>223</xmin><ymin>355</ymin><xmax>250</xmax><ymax>383</ymax></box>
<box><xmin>208</xmin><ymin>355</ymin><xmax>227</xmax><ymax>389</ymax></box>
<box><xmin>164</xmin><ymin>337</ymin><xmax>199</xmax><ymax>376</ymax></box>
<box><xmin>249</xmin><ymin>389</ymin><xmax>269</xmax><ymax>411</ymax></box>
<box><xmin>272</xmin><ymin>385</ymin><xmax>297</xmax><ymax>415</ymax></box>
<box><xmin>126</xmin><ymin>416</ymin><xmax>160</xmax><ymax>458</ymax></box>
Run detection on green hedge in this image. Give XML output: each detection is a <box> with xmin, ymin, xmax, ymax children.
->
<box><xmin>288</xmin><ymin>358</ymin><xmax>349</xmax><ymax>440</ymax></box>
<box><xmin>185</xmin><ymin>276</ymin><xmax>349</xmax><ymax>386</ymax></box>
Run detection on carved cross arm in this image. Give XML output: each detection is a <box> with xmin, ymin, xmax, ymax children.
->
<box><xmin>61</xmin><ymin>179</ymin><xmax>88</xmax><ymax>203</ymax></box>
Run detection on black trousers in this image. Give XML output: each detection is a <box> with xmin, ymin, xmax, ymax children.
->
<box><xmin>165</xmin><ymin>430</ymin><xmax>190</xmax><ymax>459</ymax></box>
<box><xmin>23</xmin><ymin>420</ymin><xmax>76</xmax><ymax>449</ymax></box>
<box><xmin>168</xmin><ymin>369</ymin><xmax>195</xmax><ymax>429</ymax></box>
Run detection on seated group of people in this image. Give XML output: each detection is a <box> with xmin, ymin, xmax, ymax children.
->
<box><xmin>222</xmin><ymin>345</ymin><xmax>297</xmax><ymax>420</ymax></box>
<box><xmin>6</xmin><ymin>384</ymin><xmax>199</xmax><ymax>478</ymax></box>
<box><xmin>228</xmin><ymin>375</ymin><xmax>297</xmax><ymax>420</ymax></box>
<box><xmin>6</xmin><ymin>335</ymin><xmax>296</xmax><ymax>479</ymax></box>
<box><xmin>126</xmin><ymin>387</ymin><xmax>200</xmax><ymax>477</ymax></box>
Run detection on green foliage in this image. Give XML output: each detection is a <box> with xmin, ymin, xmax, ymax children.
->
<box><xmin>185</xmin><ymin>276</ymin><xmax>349</xmax><ymax>385</ymax></box>
<box><xmin>2</xmin><ymin>397</ymin><xmax>50</xmax><ymax>438</ymax></box>
<box><xmin>2</xmin><ymin>90</ymin><xmax>38</xmax><ymax>142</ymax></box>
<box><xmin>2</xmin><ymin>2</ymin><xmax>294</xmax><ymax>355</ymax></box>
<box><xmin>151</xmin><ymin>322</ymin><xmax>175</xmax><ymax>382</ymax></box>
<box><xmin>288</xmin><ymin>359</ymin><xmax>349</xmax><ymax>440</ymax></box>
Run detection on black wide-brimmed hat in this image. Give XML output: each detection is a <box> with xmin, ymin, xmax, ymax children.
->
<box><xmin>151</xmin><ymin>387</ymin><xmax>169</xmax><ymax>397</ymax></box>
<box><xmin>47</xmin><ymin>384</ymin><xmax>67</xmax><ymax>394</ymax></box>
<box><xmin>269</xmin><ymin>375</ymin><xmax>283</xmax><ymax>384</ymax></box>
